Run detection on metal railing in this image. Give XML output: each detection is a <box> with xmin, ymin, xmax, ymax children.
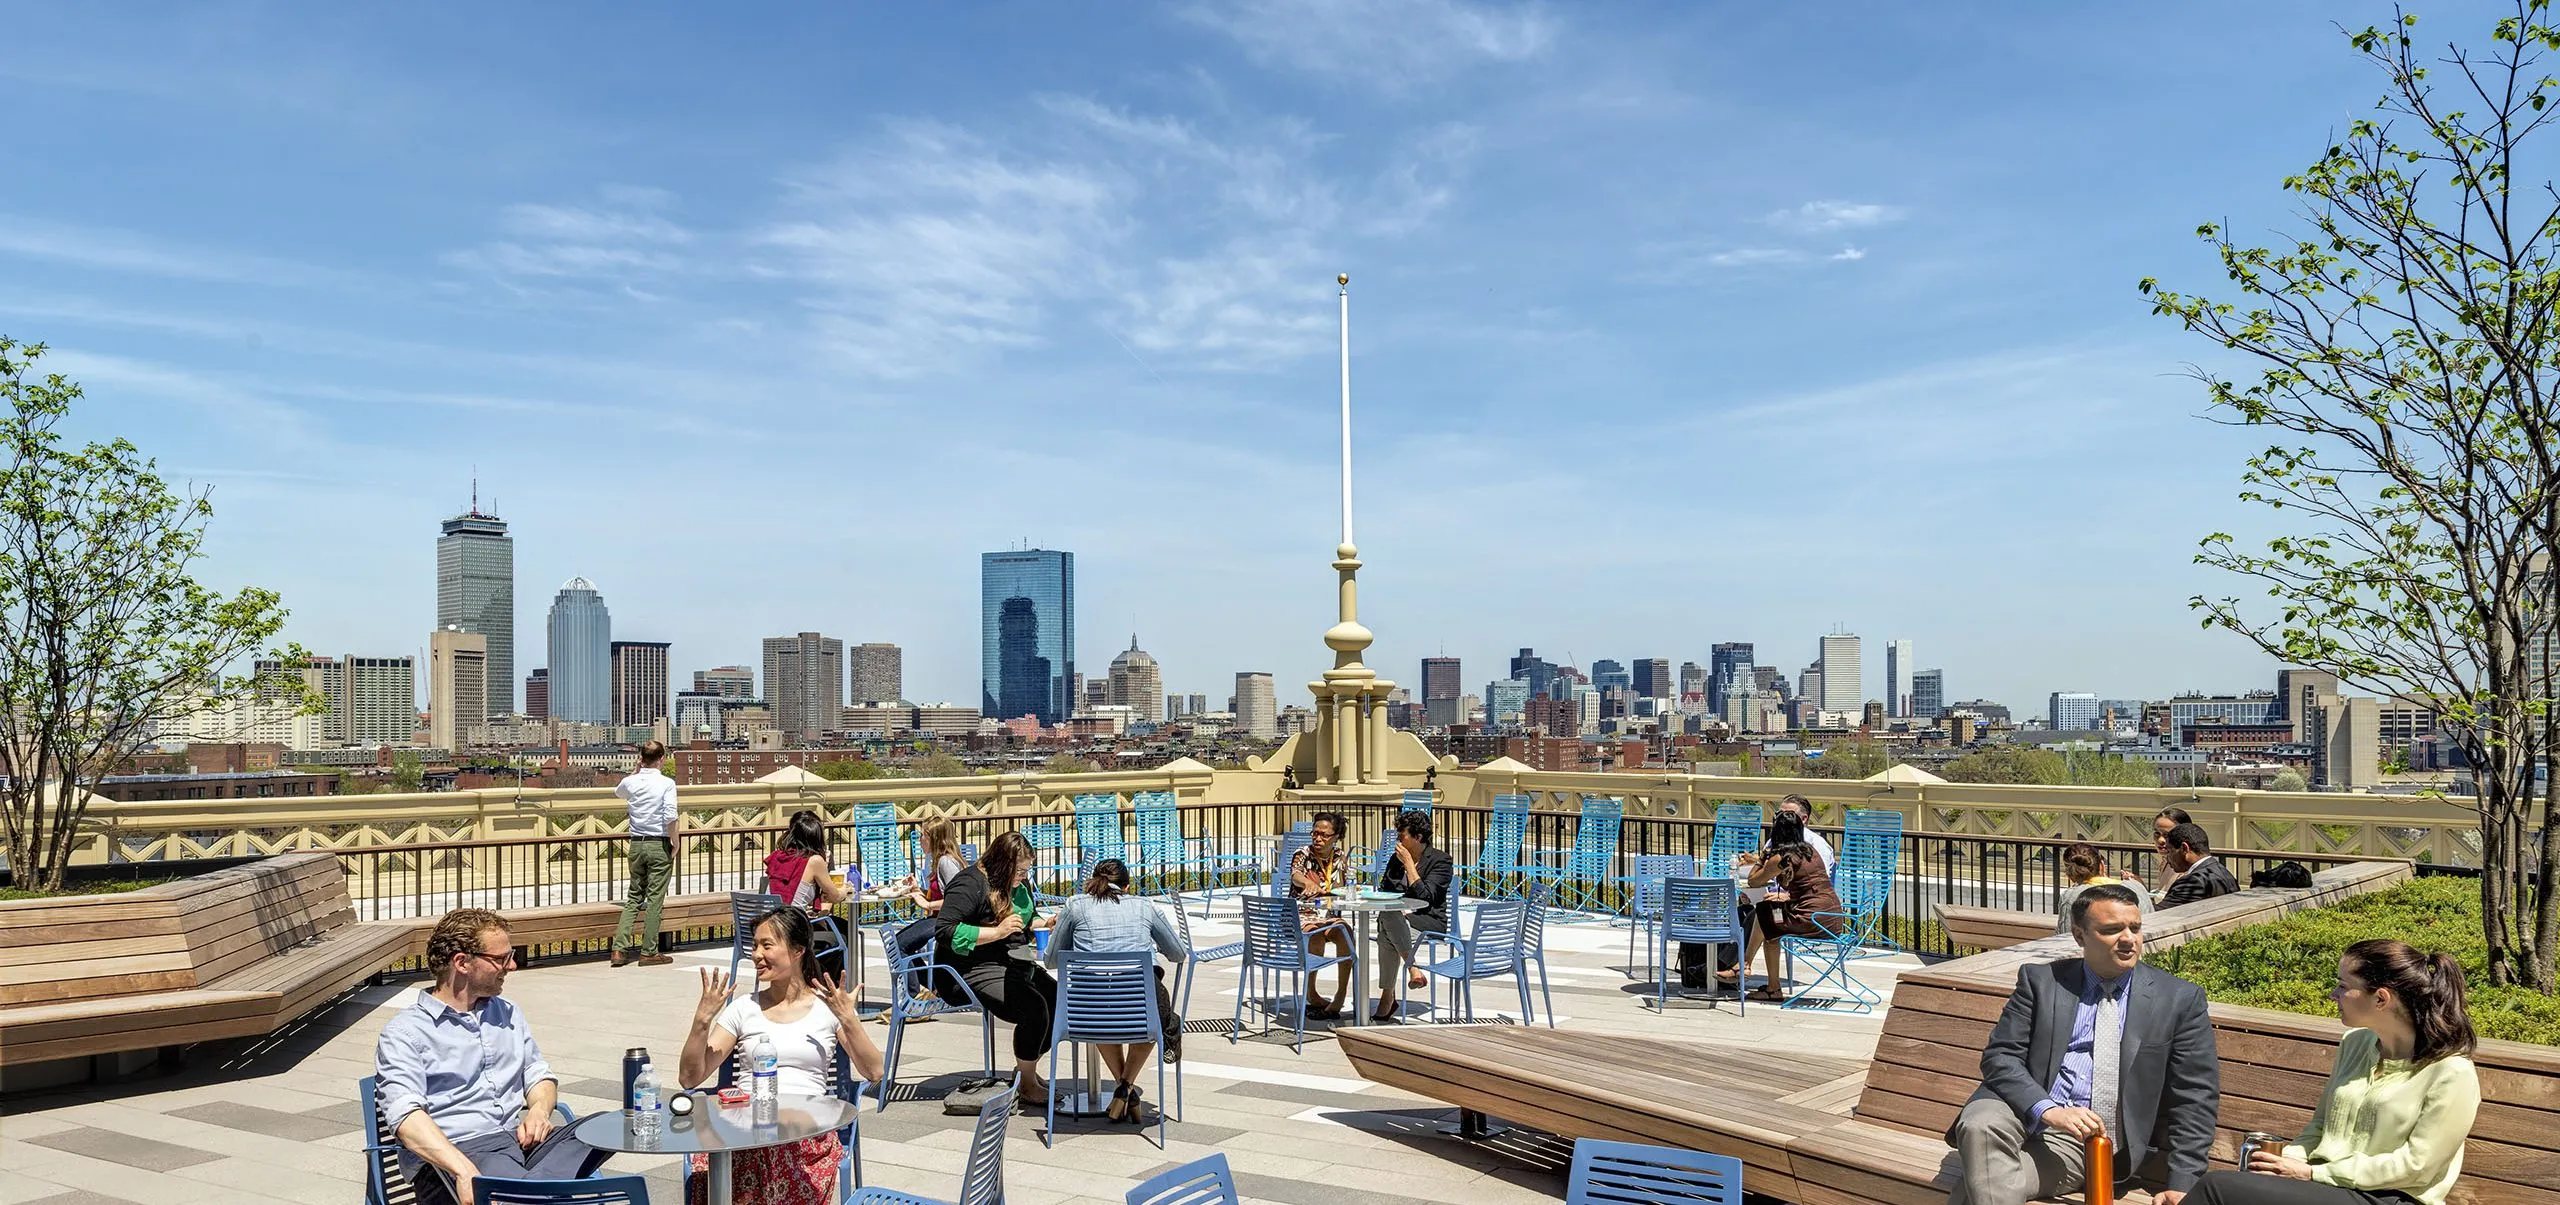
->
<box><xmin>319</xmin><ymin>796</ymin><xmax>2398</xmax><ymax>967</ymax></box>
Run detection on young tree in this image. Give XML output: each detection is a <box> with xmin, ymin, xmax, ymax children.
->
<box><xmin>1040</xmin><ymin>752</ymin><xmax>1100</xmax><ymax>775</ymax></box>
<box><xmin>0</xmin><ymin>340</ymin><xmax>294</xmax><ymax>891</ymax></box>
<box><xmin>2141</xmin><ymin>3</ymin><xmax>2560</xmax><ymax>986</ymax></box>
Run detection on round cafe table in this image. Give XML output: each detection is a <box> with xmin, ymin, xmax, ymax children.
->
<box><xmin>572</xmin><ymin>1093</ymin><xmax>855</xmax><ymax>1205</ymax></box>
<box><xmin>1320</xmin><ymin>892</ymin><xmax>1424</xmax><ymax>1027</ymax></box>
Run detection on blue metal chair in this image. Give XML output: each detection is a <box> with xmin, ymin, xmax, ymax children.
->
<box><xmin>1777</xmin><ymin>898</ymin><xmax>1882</xmax><ymax>1013</ymax></box>
<box><xmin>1519</xmin><ymin>883</ymin><xmax>1557</xmax><ymax>1026</ymax></box>
<box><xmin>730</xmin><ymin>889</ymin><xmax>851</xmax><ymax>996</ymax></box>
<box><xmin>1233</xmin><ymin>895</ymin><xmax>1358</xmax><ymax>1052</ymax></box>
<box><xmin>1169</xmin><ymin>891</ymin><xmax>1241</xmax><ymax>1020</ymax></box>
<box><xmin>1417</xmin><ymin>898</ymin><xmax>1531</xmax><ymax>1023</ymax></box>
<box><xmin>1047</xmin><ymin>950</ymin><xmax>1175</xmax><ymax>1148</ymax></box>
<box><xmin>713</xmin><ymin>1042</ymin><xmax>870</xmax><ymax>1196</ymax></box>
<box><xmin>1263</xmin><ymin>830</ymin><xmax>1312</xmax><ymax>898</ymax></box>
<box><xmin>363</xmin><ymin>1075</ymin><xmax>579</xmax><ymax>1205</ymax></box>
<box><xmin>1460</xmin><ymin>793</ymin><xmax>1533</xmax><ymax>898</ymax></box>
<box><xmin>1024</xmin><ymin>822</ymin><xmax>1075</xmax><ymax>904</ymax></box>
<box><xmin>1622</xmin><ymin>855</ymin><xmax>1697</xmax><ymax>979</ymax></box>
<box><xmin>1072</xmin><ymin>793</ymin><xmax>1130</xmax><ymax>868</ymax></box>
<box><xmin>873</xmin><ymin>918</ymin><xmax>996</xmax><ymax>1111</ymax></box>
<box><xmin>1134</xmin><ymin>789</ymin><xmax>1258</xmax><ymax>914</ymax></box>
<box><xmin>1836</xmin><ymin>809</ymin><xmax>1905</xmax><ymax>958</ymax></box>
<box><xmin>1368</xmin><ymin>792</ymin><xmax>1435</xmax><ymax>883</ymax></box>
<box><xmin>1565</xmin><ymin>1137</ymin><xmax>1745</xmax><ymax>1205</ymax></box>
<box><xmin>1126</xmin><ymin>1153</ymin><xmax>1241</xmax><ymax>1205</ymax></box>
<box><xmin>1707</xmin><ymin>804</ymin><xmax>1763</xmax><ymax>878</ymax></box>
<box><xmin>850</xmin><ymin>1084</ymin><xmax>1014</xmax><ymax>1205</ymax></box>
<box><xmin>473</xmin><ymin>1176</ymin><xmax>654</xmax><ymax>1204</ymax></box>
<box><xmin>1650</xmin><ymin>876</ymin><xmax>1742</xmax><ymax>1014</ymax></box>
<box><xmin>1521</xmin><ymin>796</ymin><xmax>1623</xmax><ymax>918</ymax></box>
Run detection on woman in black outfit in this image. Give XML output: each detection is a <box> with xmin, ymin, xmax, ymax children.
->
<box><xmin>935</xmin><ymin>829</ymin><xmax>1057</xmax><ymax>1105</ymax></box>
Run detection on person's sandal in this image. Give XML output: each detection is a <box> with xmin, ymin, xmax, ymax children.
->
<box><xmin>1121</xmin><ymin>1085</ymin><xmax>1146</xmax><ymax>1125</ymax></box>
<box><xmin>1747</xmin><ymin>985</ymin><xmax>1787</xmax><ymax>1003</ymax></box>
<box><xmin>1105</xmin><ymin>1084</ymin><xmax>1132</xmax><ymax>1122</ymax></box>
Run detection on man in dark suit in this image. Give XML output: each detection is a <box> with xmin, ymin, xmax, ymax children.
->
<box><xmin>1946</xmin><ymin>884</ymin><xmax>2220</xmax><ymax>1205</ymax></box>
<box><xmin>2157</xmin><ymin>824</ymin><xmax>2240</xmax><ymax>910</ymax></box>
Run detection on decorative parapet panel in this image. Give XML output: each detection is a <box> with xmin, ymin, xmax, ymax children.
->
<box><xmin>1440</xmin><ymin>766</ymin><xmax>2487</xmax><ymax>867</ymax></box>
<box><xmin>72</xmin><ymin>763</ymin><xmax>1231</xmax><ymax>866</ymax></box>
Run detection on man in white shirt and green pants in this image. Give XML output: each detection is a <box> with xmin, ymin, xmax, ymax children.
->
<box><xmin>611</xmin><ymin>740</ymin><xmax>678</xmax><ymax>967</ymax></box>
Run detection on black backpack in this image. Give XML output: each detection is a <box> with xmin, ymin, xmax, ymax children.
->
<box><xmin>2251</xmin><ymin>861</ymin><xmax>2314</xmax><ymax>889</ymax></box>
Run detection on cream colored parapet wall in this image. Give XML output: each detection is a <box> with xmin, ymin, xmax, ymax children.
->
<box><xmin>64</xmin><ymin>759</ymin><xmax>2486</xmax><ymax>868</ymax></box>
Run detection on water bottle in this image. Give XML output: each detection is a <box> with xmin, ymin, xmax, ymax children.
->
<box><xmin>748</xmin><ymin>1033</ymin><xmax>778</xmax><ymax>1126</ymax></box>
<box><xmin>631</xmin><ymin>1061</ymin><xmax>661</xmax><ymax>1140</ymax></box>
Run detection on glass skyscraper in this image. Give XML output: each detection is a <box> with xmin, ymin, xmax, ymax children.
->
<box><xmin>546</xmin><ymin>577</ymin><xmax>612</xmax><ymax>725</ymax></box>
<box><xmin>981</xmin><ymin>550</ymin><xmax>1074</xmax><ymax>726</ymax></box>
<box><xmin>437</xmin><ymin>508</ymin><xmax>514</xmax><ymax>713</ymax></box>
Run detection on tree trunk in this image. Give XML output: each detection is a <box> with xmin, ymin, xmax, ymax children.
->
<box><xmin>2483</xmin><ymin>808</ymin><xmax>2519</xmax><ymax>986</ymax></box>
<box><xmin>2535</xmin><ymin>786</ymin><xmax>2560</xmax><ymax>992</ymax></box>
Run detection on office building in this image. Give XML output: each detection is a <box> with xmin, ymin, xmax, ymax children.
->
<box><xmin>2276</xmin><ymin>667</ymin><xmax>2344</xmax><ymax>741</ymax></box>
<box><xmin>2165</xmin><ymin>692</ymin><xmax>2281</xmax><ymax>744</ymax></box>
<box><xmin>1421</xmin><ymin>656</ymin><xmax>1462</xmax><ymax>727</ymax></box>
<box><xmin>982</xmin><ymin>549</ymin><xmax>1075</xmax><ymax>726</ymax></box>
<box><xmin>2049</xmin><ymin>691</ymin><xmax>2101</xmax><ymax>731</ymax></box>
<box><xmin>694</xmin><ymin>665</ymin><xmax>754</xmax><ymax>699</ymax></box>
<box><xmin>1526</xmin><ymin>694</ymin><xmax>1578</xmax><ymax>736</ymax></box>
<box><xmin>1818</xmin><ymin>634</ymin><xmax>1862</xmax><ymax>713</ymax></box>
<box><xmin>428</xmin><ymin>628</ymin><xmax>488</xmax><ymax>752</ymax></box>
<box><xmin>1912</xmin><ymin>669</ymin><xmax>1945</xmax><ymax>720</ymax></box>
<box><xmin>1108</xmin><ymin>637</ymin><xmax>1163</xmax><ymax>723</ymax></box>
<box><xmin>1186</xmin><ymin>692</ymin><xmax>1206</xmax><ymax>716</ymax></box>
<box><xmin>1679</xmin><ymin>661</ymin><xmax>1706</xmax><ymax>706</ymax></box>
<box><xmin>2312</xmin><ymin>695</ymin><xmax>2382</xmax><ymax>790</ymax></box>
<box><xmin>1486</xmin><ymin>678</ymin><xmax>1530</xmax><ymax>728</ymax></box>
<box><xmin>544</xmin><ymin>577</ymin><xmax>612</xmax><ymax>725</ymax></box>
<box><xmin>1709</xmin><ymin>643</ymin><xmax>1754</xmax><ymax>716</ymax></box>
<box><xmin>1234</xmin><ymin>671</ymin><xmax>1277</xmax><ymax>739</ymax></box>
<box><xmin>524</xmin><ymin>668</ymin><xmax>548</xmax><ymax>720</ymax></box>
<box><xmin>342</xmin><ymin>655</ymin><xmax>417</xmax><ymax>746</ymax></box>
<box><xmin>1510</xmin><ymin>649</ymin><xmax>1557</xmax><ymax>700</ymax></box>
<box><xmin>611</xmin><ymin>640</ymin><xmax>671</xmax><ymax>728</ymax></box>
<box><xmin>672</xmin><ymin>690</ymin><xmax>725</xmax><ymax>742</ymax></box>
<box><xmin>1884</xmin><ymin>639</ymin><xmax>1914</xmax><ymax>718</ymax></box>
<box><xmin>762</xmin><ymin>632</ymin><xmax>845</xmax><ymax>741</ymax></box>
<box><xmin>1798</xmin><ymin>665</ymin><xmax>1823</xmax><ymax>708</ymax></box>
<box><xmin>849</xmin><ymin>642</ymin><xmax>903</xmax><ymax>705</ymax></box>
<box><xmin>1591</xmin><ymin>660</ymin><xmax>1631</xmax><ymax>692</ymax></box>
<box><xmin>435</xmin><ymin>505</ymin><xmax>515</xmax><ymax>714</ymax></box>
<box><xmin>1632</xmin><ymin>658</ymin><xmax>1671</xmax><ymax>701</ymax></box>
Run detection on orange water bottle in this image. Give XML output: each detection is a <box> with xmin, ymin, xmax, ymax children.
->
<box><xmin>2087</xmin><ymin>1132</ymin><xmax>2114</xmax><ymax>1205</ymax></box>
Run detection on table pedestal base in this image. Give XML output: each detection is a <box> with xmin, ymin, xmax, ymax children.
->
<box><xmin>1439</xmin><ymin>1108</ymin><xmax>1509</xmax><ymax>1140</ymax></box>
<box><xmin>705</xmin><ymin>1149</ymin><xmax>732</xmax><ymax>1205</ymax></box>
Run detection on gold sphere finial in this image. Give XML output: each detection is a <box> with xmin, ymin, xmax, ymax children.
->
<box><xmin>1337</xmin><ymin>273</ymin><xmax>1349</xmax><ymax>286</ymax></box>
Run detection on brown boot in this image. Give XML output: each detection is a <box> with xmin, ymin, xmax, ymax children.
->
<box><xmin>609</xmin><ymin>948</ymin><xmax>631</xmax><ymax>968</ymax></box>
<box><xmin>637</xmin><ymin>953</ymin><xmax>673</xmax><ymax>967</ymax></box>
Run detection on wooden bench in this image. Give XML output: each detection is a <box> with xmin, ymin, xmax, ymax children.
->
<box><xmin>0</xmin><ymin>853</ymin><xmax>425</xmax><ymax>1069</ymax></box>
<box><xmin>1337</xmin><ymin>1026</ymin><xmax>1870</xmax><ymax>1201</ymax></box>
<box><xmin>1342</xmin><ymin>860</ymin><xmax>2551</xmax><ymax>1205</ymax></box>
<box><xmin>1934</xmin><ymin>904</ymin><xmax>2058</xmax><ymax>953</ymax></box>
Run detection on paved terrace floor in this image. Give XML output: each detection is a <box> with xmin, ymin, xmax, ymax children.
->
<box><xmin>0</xmin><ymin>899</ymin><xmax>1922</xmax><ymax>1205</ymax></box>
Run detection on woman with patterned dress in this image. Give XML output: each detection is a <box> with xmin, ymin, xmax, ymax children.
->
<box><xmin>678</xmin><ymin>907</ymin><xmax>884</xmax><ymax>1205</ymax></box>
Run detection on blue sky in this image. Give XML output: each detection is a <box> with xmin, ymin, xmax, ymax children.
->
<box><xmin>0</xmin><ymin>1</ymin><xmax>2436</xmax><ymax>716</ymax></box>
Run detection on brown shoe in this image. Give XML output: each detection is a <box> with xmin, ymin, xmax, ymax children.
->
<box><xmin>609</xmin><ymin>948</ymin><xmax>632</xmax><ymax>968</ymax></box>
<box><xmin>636</xmin><ymin>953</ymin><xmax>674</xmax><ymax>967</ymax></box>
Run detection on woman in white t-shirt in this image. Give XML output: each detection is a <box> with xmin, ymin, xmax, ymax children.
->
<box><xmin>677</xmin><ymin>907</ymin><xmax>886</xmax><ymax>1205</ymax></box>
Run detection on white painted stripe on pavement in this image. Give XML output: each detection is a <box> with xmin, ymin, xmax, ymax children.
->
<box><xmin>1176</xmin><ymin>1060</ymin><xmax>1373</xmax><ymax>1094</ymax></box>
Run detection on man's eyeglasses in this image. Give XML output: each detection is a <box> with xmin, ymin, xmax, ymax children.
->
<box><xmin>467</xmin><ymin>949</ymin><xmax>518</xmax><ymax>967</ymax></box>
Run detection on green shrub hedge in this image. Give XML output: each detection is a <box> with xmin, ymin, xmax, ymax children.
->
<box><xmin>2153</xmin><ymin>875</ymin><xmax>2560</xmax><ymax>1046</ymax></box>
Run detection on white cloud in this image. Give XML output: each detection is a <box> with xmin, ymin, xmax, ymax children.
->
<box><xmin>1831</xmin><ymin>246</ymin><xmax>1868</xmax><ymax>261</ymax></box>
<box><xmin>0</xmin><ymin>214</ymin><xmax>356</xmax><ymax>288</ymax></box>
<box><xmin>443</xmin><ymin>187</ymin><xmax>697</xmax><ymax>291</ymax></box>
<box><xmin>1705</xmin><ymin>247</ymin><xmax>1798</xmax><ymax>267</ymax></box>
<box><xmin>1767</xmin><ymin>200</ymin><xmax>1905</xmax><ymax>233</ymax></box>
<box><xmin>1179</xmin><ymin>0</ymin><xmax>1558</xmax><ymax>88</ymax></box>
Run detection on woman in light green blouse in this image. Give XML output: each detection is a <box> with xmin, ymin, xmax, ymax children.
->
<box><xmin>2191</xmin><ymin>938</ymin><xmax>2480</xmax><ymax>1205</ymax></box>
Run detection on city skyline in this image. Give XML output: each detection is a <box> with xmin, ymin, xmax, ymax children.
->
<box><xmin>1</xmin><ymin>5</ymin><xmax>2335</xmax><ymax>715</ymax></box>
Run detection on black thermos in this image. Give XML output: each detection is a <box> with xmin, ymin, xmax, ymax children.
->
<box><xmin>622</xmin><ymin>1047</ymin><xmax>649</xmax><ymax>1109</ymax></box>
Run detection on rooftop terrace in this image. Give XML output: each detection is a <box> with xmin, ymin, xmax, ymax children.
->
<box><xmin>0</xmin><ymin>893</ymin><xmax>1920</xmax><ymax>1205</ymax></box>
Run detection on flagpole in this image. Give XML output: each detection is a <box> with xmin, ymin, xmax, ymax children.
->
<box><xmin>1338</xmin><ymin>272</ymin><xmax>1352</xmax><ymax>548</ymax></box>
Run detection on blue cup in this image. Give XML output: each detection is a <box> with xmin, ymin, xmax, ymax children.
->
<box><xmin>1034</xmin><ymin>928</ymin><xmax>1051</xmax><ymax>955</ymax></box>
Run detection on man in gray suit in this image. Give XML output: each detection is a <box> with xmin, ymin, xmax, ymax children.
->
<box><xmin>1946</xmin><ymin>883</ymin><xmax>2219</xmax><ymax>1205</ymax></box>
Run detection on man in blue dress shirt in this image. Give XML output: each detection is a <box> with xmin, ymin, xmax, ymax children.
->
<box><xmin>376</xmin><ymin>908</ymin><xmax>602</xmax><ymax>1205</ymax></box>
